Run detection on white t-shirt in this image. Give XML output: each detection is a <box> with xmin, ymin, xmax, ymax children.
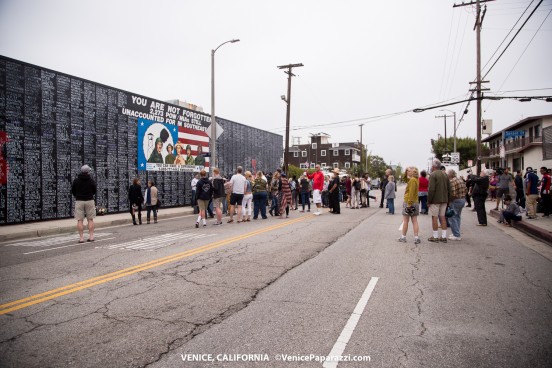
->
<box><xmin>191</xmin><ymin>177</ymin><xmax>198</xmax><ymax>191</ymax></box>
<box><xmin>230</xmin><ymin>174</ymin><xmax>247</xmax><ymax>194</ymax></box>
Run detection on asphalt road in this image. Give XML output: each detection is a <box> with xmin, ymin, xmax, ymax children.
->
<box><xmin>0</xmin><ymin>193</ymin><xmax>551</xmax><ymax>368</ymax></box>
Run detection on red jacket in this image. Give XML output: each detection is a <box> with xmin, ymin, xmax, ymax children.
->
<box><xmin>308</xmin><ymin>171</ymin><xmax>324</xmax><ymax>191</ymax></box>
<box><xmin>418</xmin><ymin>176</ymin><xmax>429</xmax><ymax>192</ymax></box>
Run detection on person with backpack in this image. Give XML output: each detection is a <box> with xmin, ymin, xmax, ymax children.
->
<box><xmin>195</xmin><ymin>169</ymin><xmax>213</xmax><ymax>228</ymax></box>
<box><xmin>252</xmin><ymin>171</ymin><xmax>268</xmax><ymax>220</ymax></box>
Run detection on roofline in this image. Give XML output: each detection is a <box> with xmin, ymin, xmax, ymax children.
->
<box><xmin>482</xmin><ymin>114</ymin><xmax>552</xmax><ymax>142</ymax></box>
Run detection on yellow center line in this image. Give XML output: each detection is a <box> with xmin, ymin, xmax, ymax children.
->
<box><xmin>0</xmin><ymin>215</ymin><xmax>312</xmax><ymax>315</ymax></box>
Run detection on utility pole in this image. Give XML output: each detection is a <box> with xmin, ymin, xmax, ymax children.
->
<box><xmin>435</xmin><ymin>114</ymin><xmax>454</xmax><ymax>151</ymax></box>
<box><xmin>278</xmin><ymin>63</ymin><xmax>304</xmax><ymax>174</ymax></box>
<box><xmin>454</xmin><ymin>0</ymin><xmax>493</xmax><ymax>174</ymax></box>
<box><xmin>359</xmin><ymin>124</ymin><xmax>364</xmax><ymax>171</ymax></box>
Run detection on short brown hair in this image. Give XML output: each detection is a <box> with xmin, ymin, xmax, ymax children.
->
<box><xmin>200</xmin><ymin>170</ymin><xmax>207</xmax><ymax>177</ymax></box>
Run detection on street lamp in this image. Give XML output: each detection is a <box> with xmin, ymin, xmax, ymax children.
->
<box><xmin>439</xmin><ymin>109</ymin><xmax>457</xmax><ymax>153</ymax></box>
<box><xmin>211</xmin><ymin>38</ymin><xmax>240</xmax><ymax>175</ymax></box>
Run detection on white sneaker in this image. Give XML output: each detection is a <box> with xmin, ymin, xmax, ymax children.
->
<box><xmin>314</xmin><ymin>212</ymin><xmax>321</xmax><ymax>216</ymax></box>
<box><xmin>448</xmin><ymin>235</ymin><xmax>461</xmax><ymax>241</ymax></box>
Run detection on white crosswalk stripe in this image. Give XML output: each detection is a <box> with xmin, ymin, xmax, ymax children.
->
<box><xmin>3</xmin><ymin>233</ymin><xmax>113</xmax><ymax>248</ymax></box>
<box><xmin>105</xmin><ymin>232</ymin><xmax>216</xmax><ymax>251</ymax></box>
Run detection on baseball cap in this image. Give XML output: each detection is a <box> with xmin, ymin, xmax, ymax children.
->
<box><xmin>81</xmin><ymin>165</ymin><xmax>91</xmax><ymax>174</ymax></box>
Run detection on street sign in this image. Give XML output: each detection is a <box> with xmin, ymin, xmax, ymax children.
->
<box><xmin>504</xmin><ymin>130</ymin><xmax>525</xmax><ymax>139</ymax></box>
<box><xmin>451</xmin><ymin>152</ymin><xmax>460</xmax><ymax>164</ymax></box>
<box><xmin>206</xmin><ymin>122</ymin><xmax>224</xmax><ymax>140</ymax></box>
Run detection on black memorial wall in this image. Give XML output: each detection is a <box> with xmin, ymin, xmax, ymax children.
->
<box><xmin>0</xmin><ymin>56</ymin><xmax>282</xmax><ymax>224</ymax></box>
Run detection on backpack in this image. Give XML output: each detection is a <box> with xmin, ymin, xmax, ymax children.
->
<box><xmin>354</xmin><ymin>180</ymin><xmax>361</xmax><ymax>190</ymax></box>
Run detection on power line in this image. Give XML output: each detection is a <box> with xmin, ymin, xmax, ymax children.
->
<box><xmin>481</xmin><ymin>0</ymin><xmax>535</xmax><ymax>72</ymax></box>
<box><xmin>482</xmin><ymin>0</ymin><xmax>544</xmax><ymax>79</ymax></box>
<box><xmin>484</xmin><ymin>8</ymin><xmax>552</xmax><ymax>111</ymax></box>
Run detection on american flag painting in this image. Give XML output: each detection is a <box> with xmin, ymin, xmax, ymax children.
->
<box><xmin>178</xmin><ymin>126</ymin><xmax>210</xmax><ymax>169</ymax></box>
<box><xmin>137</xmin><ymin>118</ymin><xmax>209</xmax><ymax>172</ymax></box>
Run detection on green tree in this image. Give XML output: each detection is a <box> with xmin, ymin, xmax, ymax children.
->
<box><xmin>394</xmin><ymin>163</ymin><xmax>403</xmax><ymax>181</ymax></box>
<box><xmin>366</xmin><ymin>155</ymin><xmax>389</xmax><ymax>180</ymax></box>
<box><xmin>430</xmin><ymin>137</ymin><xmax>489</xmax><ymax>169</ymax></box>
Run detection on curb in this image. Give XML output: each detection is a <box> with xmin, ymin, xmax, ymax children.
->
<box><xmin>489</xmin><ymin>209</ymin><xmax>552</xmax><ymax>245</ymax></box>
<box><xmin>0</xmin><ymin>207</ymin><xmax>196</xmax><ymax>243</ymax></box>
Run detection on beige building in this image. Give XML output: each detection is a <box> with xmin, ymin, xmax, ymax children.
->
<box><xmin>482</xmin><ymin>114</ymin><xmax>552</xmax><ymax>172</ymax></box>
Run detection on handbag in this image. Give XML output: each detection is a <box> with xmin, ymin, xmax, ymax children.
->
<box><xmin>445</xmin><ymin>207</ymin><xmax>454</xmax><ymax>218</ymax></box>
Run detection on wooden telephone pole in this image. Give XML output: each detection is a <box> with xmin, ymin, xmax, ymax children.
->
<box><xmin>278</xmin><ymin>63</ymin><xmax>304</xmax><ymax>174</ymax></box>
<box><xmin>453</xmin><ymin>0</ymin><xmax>494</xmax><ymax>174</ymax></box>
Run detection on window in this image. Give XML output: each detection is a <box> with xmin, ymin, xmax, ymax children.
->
<box><xmin>345</xmin><ymin>149</ymin><xmax>350</xmax><ymax>155</ymax></box>
<box><xmin>310</xmin><ymin>163</ymin><xmax>316</xmax><ymax>169</ymax></box>
<box><xmin>333</xmin><ymin>150</ymin><xmax>339</xmax><ymax>156</ymax></box>
<box><xmin>321</xmin><ymin>163</ymin><xmax>327</xmax><ymax>168</ymax></box>
<box><xmin>300</xmin><ymin>163</ymin><xmax>308</xmax><ymax>169</ymax></box>
<box><xmin>321</xmin><ymin>150</ymin><xmax>326</xmax><ymax>157</ymax></box>
<box><xmin>345</xmin><ymin>162</ymin><xmax>351</xmax><ymax>168</ymax></box>
<box><xmin>333</xmin><ymin>162</ymin><xmax>339</xmax><ymax>168</ymax></box>
<box><xmin>293</xmin><ymin>152</ymin><xmax>298</xmax><ymax>157</ymax></box>
<box><xmin>312</xmin><ymin>143</ymin><xmax>317</xmax><ymax>149</ymax></box>
<box><xmin>535</xmin><ymin>125</ymin><xmax>541</xmax><ymax>138</ymax></box>
<box><xmin>302</xmin><ymin>151</ymin><xmax>307</xmax><ymax>157</ymax></box>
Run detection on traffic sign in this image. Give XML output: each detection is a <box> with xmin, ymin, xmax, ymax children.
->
<box><xmin>206</xmin><ymin>122</ymin><xmax>224</xmax><ymax>140</ymax></box>
<box><xmin>451</xmin><ymin>152</ymin><xmax>460</xmax><ymax>164</ymax></box>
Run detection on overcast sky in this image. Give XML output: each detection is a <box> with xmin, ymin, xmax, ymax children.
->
<box><xmin>1</xmin><ymin>0</ymin><xmax>551</xmax><ymax>171</ymax></box>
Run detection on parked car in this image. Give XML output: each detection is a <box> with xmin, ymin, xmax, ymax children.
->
<box><xmin>371</xmin><ymin>179</ymin><xmax>380</xmax><ymax>190</ymax></box>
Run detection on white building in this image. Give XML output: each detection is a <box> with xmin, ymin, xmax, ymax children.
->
<box><xmin>482</xmin><ymin>114</ymin><xmax>552</xmax><ymax>172</ymax></box>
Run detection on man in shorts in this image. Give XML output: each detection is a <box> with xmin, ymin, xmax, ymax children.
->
<box><xmin>71</xmin><ymin>165</ymin><xmax>97</xmax><ymax>243</ymax></box>
<box><xmin>307</xmin><ymin>164</ymin><xmax>325</xmax><ymax>215</ymax></box>
<box><xmin>228</xmin><ymin>166</ymin><xmax>247</xmax><ymax>223</ymax></box>
<box><xmin>211</xmin><ymin>168</ymin><xmax>226</xmax><ymax>225</ymax></box>
<box><xmin>427</xmin><ymin>159</ymin><xmax>452</xmax><ymax>243</ymax></box>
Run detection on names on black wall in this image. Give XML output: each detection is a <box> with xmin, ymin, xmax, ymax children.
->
<box><xmin>0</xmin><ymin>56</ymin><xmax>282</xmax><ymax>224</ymax></box>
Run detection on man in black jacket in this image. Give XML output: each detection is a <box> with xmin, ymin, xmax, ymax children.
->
<box><xmin>471</xmin><ymin>170</ymin><xmax>489</xmax><ymax>226</ymax></box>
<box><xmin>514</xmin><ymin>170</ymin><xmax>525</xmax><ymax>209</ymax></box>
<box><xmin>71</xmin><ymin>165</ymin><xmax>97</xmax><ymax>243</ymax></box>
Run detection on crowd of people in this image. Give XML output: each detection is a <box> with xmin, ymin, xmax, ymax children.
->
<box><xmin>71</xmin><ymin>159</ymin><xmax>552</xmax><ymax>244</ymax></box>
<box><xmin>395</xmin><ymin>159</ymin><xmax>552</xmax><ymax>244</ymax></box>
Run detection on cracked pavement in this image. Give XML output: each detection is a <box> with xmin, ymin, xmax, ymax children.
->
<box><xmin>1</xmin><ymin>198</ymin><xmax>552</xmax><ymax>367</ymax></box>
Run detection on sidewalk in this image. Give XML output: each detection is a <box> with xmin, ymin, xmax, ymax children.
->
<box><xmin>0</xmin><ymin>206</ymin><xmax>195</xmax><ymax>243</ymax></box>
<box><xmin>488</xmin><ymin>201</ymin><xmax>552</xmax><ymax>245</ymax></box>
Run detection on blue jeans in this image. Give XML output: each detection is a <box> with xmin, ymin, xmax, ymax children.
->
<box><xmin>419</xmin><ymin>193</ymin><xmax>428</xmax><ymax>213</ymax></box>
<box><xmin>387</xmin><ymin>198</ymin><xmax>395</xmax><ymax>214</ymax></box>
<box><xmin>253</xmin><ymin>192</ymin><xmax>268</xmax><ymax>219</ymax></box>
<box><xmin>448</xmin><ymin>199</ymin><xmax>465</xmax><ymax>237</ymax></box>
<box><xmin>301</xmin><ymin>191</ymin><xmax>310</xmax><ymax>210</ymax></box>
<box><xmin>222</xmin><ymin>197</ymin><xmax>228</xmax><ymax>215</ymax></box>
<box><xmin>270</xmin><ymin>194</ymin><xmax>279</xmax><ymax>214</ymax></box>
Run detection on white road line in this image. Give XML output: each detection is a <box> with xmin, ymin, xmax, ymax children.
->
<box><xmin>5</xmin><ymin>233</ymin><xmax>113</xmax><ymax>247</ymax></box>
<box><xmin>106</xmin><ymin>233</ymin><xmax>182</xmax><ymax>249</ymax></box>
<box><xmin>124</xmin><ymin>235</ymin><xmax>182</xmax><ymax>250</ymax></box>
<box><xmin>322</xmin><ymin>277</ymin><xmax>379</xmax><ymax>368</ymax></box>
<box><xmin>23</xmin><ymin>237</ymin><xmax>117</xmax><ymax>255</ymax></box>
<box><xmin>104</xmin><ymin>232</ymin><xmax>215</xmax><ymax>251</ymax></box>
